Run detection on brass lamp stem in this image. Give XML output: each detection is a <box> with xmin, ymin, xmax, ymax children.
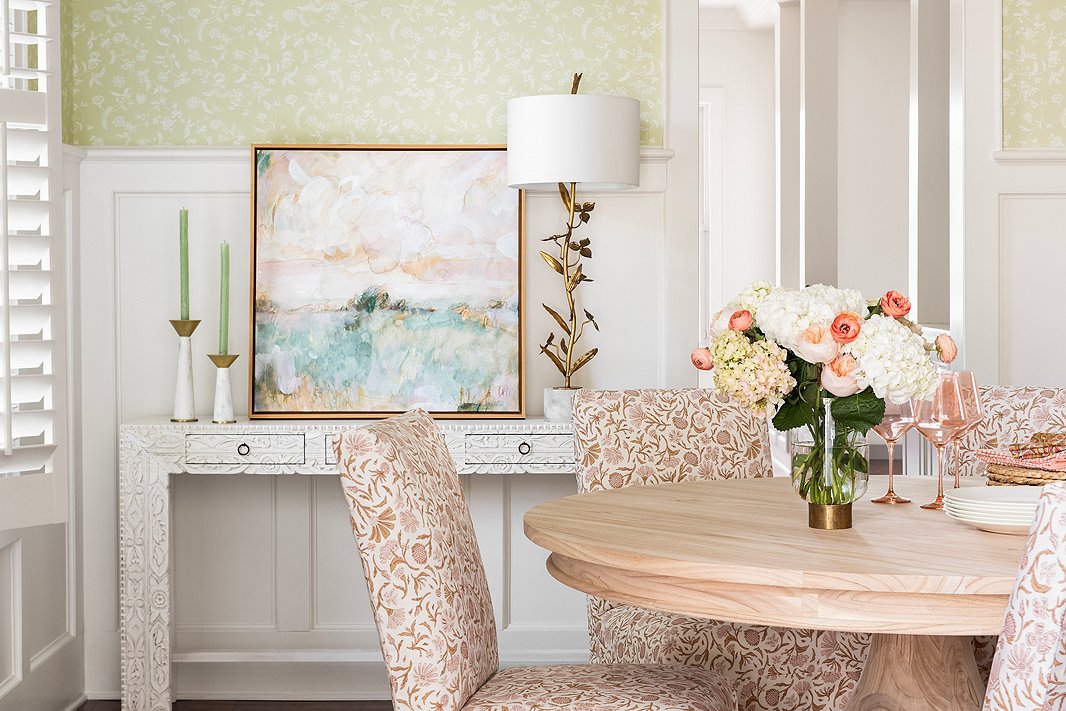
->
<box><xmin>561</xmin><ymin>181</ymin><xmax>579</xmax><ymax>387</ymax></box>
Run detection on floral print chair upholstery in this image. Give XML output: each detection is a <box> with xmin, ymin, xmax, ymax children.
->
<box><xmin>982</xmin><ymin>482</ymin><xmax>1066</xmax><ymax>710</ymax></box>
<box><xmin>572</xmin><ymin>389</ymin><xmax>870</xmax><ymax>711</ymax></box>
<box><xmin>335</xmin><ymin>409</ymin><xmax>738</xmax><ymax>711</ymax></box>
<box><xmin>956</xmin><ymin>385</ymin><xmax>1066</xmax><ymax>479</ymax></box>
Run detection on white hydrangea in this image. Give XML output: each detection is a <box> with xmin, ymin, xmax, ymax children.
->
<box><xmin>755</xmin><ymin>284</ymin><xmax>868</xmax><ymax>350</ymax></box>
<box><xmin>733</xmin><ymin>280</ymin><xmax>775</xmax><ymax>314</ymax></box>
<box><xmin>844</xmin><ymin>315</ymin><xmax>938</xmax><ymax>404</ymax></box>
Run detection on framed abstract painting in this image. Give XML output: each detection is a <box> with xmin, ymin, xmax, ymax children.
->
<box><xmin>250</xmin><ymin>145</ymin><xmax>524</xmax><ymax>418</ymax></box>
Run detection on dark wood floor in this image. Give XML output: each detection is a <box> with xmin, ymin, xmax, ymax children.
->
<box><xmin>78</xmin><ymin>701</ymin><xmax>392</xmax><ymax>710</ymax></box>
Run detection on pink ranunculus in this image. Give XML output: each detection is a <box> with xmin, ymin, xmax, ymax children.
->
<box><xmin>936</xmin><ymin>334</ymin><xmax>958</xmax><ymax>364</ymax></box>
<box><xmin>830</xmin><ymin>311</ymin><xmax>862</xmax><ymax>344</ymax></box>
<box><xmin>728</xmin><ymin>309</ymin><xmax>753</xmax><ymax>331</ymax></box>
<box><xmin>690</xmin><ymin>347</ymin><xmax>714</xmax><ymax>371</ymax></box>
<box><xmin>880</xmin><ymin>290</ymin><xmax>912</xmax><ymax>318</ymax></box>
<box><xmin>793</xmin><ymin>324</ymin><xmax>839</xmax><ymax>364</ymax></box>
<box><xmin>822</xmin><ymin>354</ymin><xmax>860</xmax><ymax>397</ymax></box>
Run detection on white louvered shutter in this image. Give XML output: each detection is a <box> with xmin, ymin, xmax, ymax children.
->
<box><xmin>0</xmin><ymin>0</ymin><xmax>68</xmax><ymax>530</ymax></box>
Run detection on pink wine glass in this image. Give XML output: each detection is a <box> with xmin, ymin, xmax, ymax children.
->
<box><xmin>914</xmin><ymin>371</ymin><xmax>968</xmax><ymax>510</ymax></box>
<box><xmin>871</xmin><ymin>400</ymin><xmax>915</xmax><ymax>504</ymax></box>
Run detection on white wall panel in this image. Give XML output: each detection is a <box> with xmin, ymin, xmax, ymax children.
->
<box><xmin>998</xmin><ymin>195</ymin><xmax>1066</xmax><ymax>387</ymax></box>
<box><xmin>837</xmin><ymin>0</ymin><xmax>910</xmax><ymax>299</ymax></box>
<box><xmin>311</xmin><ymin>477</ymin><xmax>377</xmax><ymax>631</ymax></box>
<box><xmin>0</xmin><ymin>540</ymin><xmax>20</xmax><ymax>700</ymax></box>
<box><xmin>174</xmin><ymin>475</ymin><xmax>277</xmax><ymax>630</ymax></box>
<box><xmin>116</xmin><ymin>192</ymin><xmax>251</xmax><ymax>420</ymax></box>
<box><xmin>23</xmin><ymin>524</ymin><xmax>67</xmax><ymax>667</ymax></box>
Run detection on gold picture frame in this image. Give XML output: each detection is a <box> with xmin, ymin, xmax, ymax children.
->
<box><xmin>249</xmin><ymin>144</ymin><xmax>525</xmax><ymax>419</ymax></box>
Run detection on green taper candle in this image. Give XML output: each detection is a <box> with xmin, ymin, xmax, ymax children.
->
<box><xmin>179</xmin><ymin>208</ymin><xmax>190</xmax><ymax>320</ymax></box>
<box><xmin>219</xmin><ymin>241</ymin><xmax>230</xmax><ymax>355</ymax></box>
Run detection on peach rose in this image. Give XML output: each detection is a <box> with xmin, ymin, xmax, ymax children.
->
<box><xmin>821</xmin><ymin>354</ymin><xmax>860</xmax><ymax>397</ymax></box>
<box><xmin>793</xmin><ymin>323</ymin><xmax>840</xmax><ymax>364</ymax></box>
<box><xmin>691</xmin><ymin>347</ymin><xmax>714</xmax><ymax>371</ymax></box>
<box><xmin>880</xmin><ymin>290</ymin><xmax>911</xmax><ymax>318</ymax></box>
<box><xmin>728</xmin><ymin>309</ymin><xmax>753</xmax><ymax>331</ymax></box>
<box><xmin>935</xmin><ymin>334</ymin><xmax>958</xmax><ymax>364</ymax></box>
<box><xmin>830</xmin><ymin>311</ymin><xmax>862</xmax><ymax>344</ymax></box>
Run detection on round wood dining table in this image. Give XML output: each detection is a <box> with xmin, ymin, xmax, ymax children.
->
<box><xmin>524</xmin><ymin>476</ymin><xmax>1026</xmax><ymax>711</ymax></box>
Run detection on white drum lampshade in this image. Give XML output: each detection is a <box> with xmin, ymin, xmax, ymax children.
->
<box><xmin>506</xmin><ymin>94</ymin><xmax>640</xmax><ymax>190</ymax></box>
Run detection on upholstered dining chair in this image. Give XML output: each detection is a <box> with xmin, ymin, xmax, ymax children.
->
<box><xmin>982</xmin><ymin>482</ymin><xmax>1066</xmax><ymax>710</ymax></box>
<box><xmin>335</xmin><ymin>409</ymin><xmax>738</xmax><ymax>711</ymax></box>
<box><xmin>572</xmin><ymin>389</ymin><xmax>870</xmax><ymax>711</ymax></box>
<box><xmin>956</xmin><ymin>385</ymin><xmax>1066</xmax><ymax>479</ymax></box>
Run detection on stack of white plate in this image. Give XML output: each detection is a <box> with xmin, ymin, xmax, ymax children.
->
<box><xmin>944</xmin><ymin>486</ymin><xmax>1041</xmax><ymax>535</ymax></box>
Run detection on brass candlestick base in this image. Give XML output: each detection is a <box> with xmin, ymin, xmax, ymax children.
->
<box><xmin>169</xmin><ymin>319</ymin><xmax>201</xmax><ymax>338</ymax></box>
<box><xmin>170</xmin><ymin>319</ymin><xmax>201</xmax><ymax>422</ymax></box>
<box><xmin>808</xmin><ymin>503</ymin><xmax>853</xmax><ymax>530</ymax></box>
<box><xmin>207</xmin><ymin>353</ymin><xmax>239</xmax><ymax>424</ymax></box>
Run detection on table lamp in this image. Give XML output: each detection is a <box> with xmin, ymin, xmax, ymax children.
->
<box><xmin>507</xmin><ymin>73</ymin><xmax>639</xmax><ymax>420</ymax></box>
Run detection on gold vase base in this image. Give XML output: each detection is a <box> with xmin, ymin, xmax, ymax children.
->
<box><xmin>212</xmin><ymin>419</ymin><xmax>237</xmax><ymax>424</ymax></box>
<box><xmin>171</xmin><ymin>418</ymin><xmax>199</xmax><ymax>423</ymax></box>
<box><xmin>808</xmin><ymin>503</ymin><xmax>853</xmax><ymax>530</ymax></box>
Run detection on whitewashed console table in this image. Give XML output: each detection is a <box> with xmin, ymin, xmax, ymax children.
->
<box><xmin>118</xmin><ymin>417</ymin><xmax>575</xmax><ymax>710</ymax></box>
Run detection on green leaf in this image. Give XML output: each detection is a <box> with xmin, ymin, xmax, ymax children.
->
<box><xmin>543</xmin><ymin>304</ymin><xmax>571</xmax><ymax>335</ymax></box>
<box><xmin>772</xmin><ymin>399</ymin><xmax>815</xmax><ymax>432</ymax></box>
<box><xmin>540</xmin><ymin>250</ymin><xmax>565</xmax><ymax>275</ymax></box>
<box><xmin>830</xmin><ymin>389</ymin><xmax>886</xmax><ymax>435</ymax></box>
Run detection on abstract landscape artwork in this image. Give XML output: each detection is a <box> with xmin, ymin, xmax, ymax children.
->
<box><xmin>251</xmin><ymin>145</ymin><xmax>523</xmax><ymax>418</ymax></box>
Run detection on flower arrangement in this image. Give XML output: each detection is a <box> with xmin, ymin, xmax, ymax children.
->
<box><xmin>692</xmin><ymin>282</ymin><xmax>956</xmax><ymax>508</ymax></box>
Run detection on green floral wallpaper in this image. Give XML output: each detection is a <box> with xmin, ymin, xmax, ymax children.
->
<box><xmin>60</xmin><ymin>1</ymin><xmax>663</xmax><ymax>147</ymax></box>
<box><xmin>1003</xmin><ymin>0</ymin><xmax>1066</xmax><ymax>148</ymax></box>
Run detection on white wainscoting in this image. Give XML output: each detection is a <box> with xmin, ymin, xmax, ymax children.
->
<box><xmin>956</xmin><ymin>0</ymin><xmax>1066</xmax><ymax>389</ymax></box>
<box><xmin>78</xmin><ymin>146</ymin><xmax>683</xmax><ymax>699</ymax></box>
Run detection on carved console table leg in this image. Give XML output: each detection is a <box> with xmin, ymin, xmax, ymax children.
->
<box><xmin>119</xmin><ymin>434</ymin><xmax>173</xmax><ymax>710</ymax></box>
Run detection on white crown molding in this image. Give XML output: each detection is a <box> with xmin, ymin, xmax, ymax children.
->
<box><xmin>78</xmin><ymin>145</ymin><xmax>674</xmax><ymax>164</ymax></box>
<box><xmin>992</xmin><ymin>150</ymin><xmax>1066</xmax><ymax>165</ymax></box>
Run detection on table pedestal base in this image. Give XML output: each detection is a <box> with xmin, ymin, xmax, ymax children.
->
<box><xmin>851</xmin><ymin>634</ymin><xmax>983</xmax><ymax>711</ymax></box>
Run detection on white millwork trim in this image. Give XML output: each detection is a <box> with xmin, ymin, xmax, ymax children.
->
<box><xmin>118</xmin><ymin>417</ymin><xmax>576</xmax><ymax>709</ymax></box>
<box><xmin>992</xmin><ymin>150</ymin><xmax>1066</xmax><ymax>164</ymax></box>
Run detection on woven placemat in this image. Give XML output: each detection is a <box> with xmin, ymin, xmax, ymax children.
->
<box><xmin>986</xmin><ymin>463</ymin><xmax>1066</xmax><ymax>486</ymax></box>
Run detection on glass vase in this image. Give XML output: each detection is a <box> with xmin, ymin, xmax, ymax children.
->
<box><xmin>790</xmin><ymin>399</ymin><xmax>870</xmax><ymax>529</ymax></box>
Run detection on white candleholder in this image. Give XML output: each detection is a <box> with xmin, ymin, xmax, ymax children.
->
<box><xmin>170</xmin><ymin>319</ymin><xmax>200</xmax><ymax>422</ymax></box>
<box><xmin>207</xmin><ymin>354</ymin><xmax>239</xmax><ymax>424</ymax></box>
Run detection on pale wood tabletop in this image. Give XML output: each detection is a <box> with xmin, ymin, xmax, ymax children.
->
<box><xmin>524</xmin><ymin>476</ymin><xmax>1026</xmax><ymax>710</ymax></box>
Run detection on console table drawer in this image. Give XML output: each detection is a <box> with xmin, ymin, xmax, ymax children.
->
<box><xmin>464</xmin><ymin>432</ymin><xmax>574</xmax><ymax>465</ymax></box>
<box><xmin>185</xmin><ymin>433</ymin><xmax>306</xmax><ymax>465</ymax></box>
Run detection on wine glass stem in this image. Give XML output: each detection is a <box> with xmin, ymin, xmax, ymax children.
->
<box><xmin>953</xmin><ymin>442</ymin><xmax>961</xmax><ymax>489</ymax></box>
<box><xmin>936</xmin><ymin>444</ymin><xmax>945</xmax><ymax>500</ymax></box>
<box><xmin>886</xmin><ymin>441</ymin><xmax>895</xmax><ymax>494</ymax></box>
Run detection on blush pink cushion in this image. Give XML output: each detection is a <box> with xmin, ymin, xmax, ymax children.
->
<box><xmin>572</xmin><ymin>389</ymin><xmax>870</xmax><ymax>711</ymax></box>
<box><xmin>983</xmin><ymin>482</ymin><xmax>1066</xmax><ymax>711</ymax></box>
<box><xmin>338</xmin><ymin>409</ymin><xmax>738</xmax><ymax>711</ymax></box>
<box><xmin>465</xmin><ymin>664</ymin><xmax>738</xmax><ymax>711</ymax></box>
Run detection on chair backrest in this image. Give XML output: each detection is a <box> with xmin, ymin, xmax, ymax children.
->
<box><xmin>982</xmin><ymin>482</ymin><xmax>1066</xmax><ymax>711</ymax></box>
<box><xmin>957</xmin><ymin>386</ymin><xmax>1066</xmax><ymax>478</ymax></box>
<box><xmin>335</xmin><ymin>410</ymin><xmax>498</xmax><ymax>711</ymax></box>
<box><xmin>572</xmin><ymin>388</ymin><xmax>772</xmax><ymax>493</ymax></box>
